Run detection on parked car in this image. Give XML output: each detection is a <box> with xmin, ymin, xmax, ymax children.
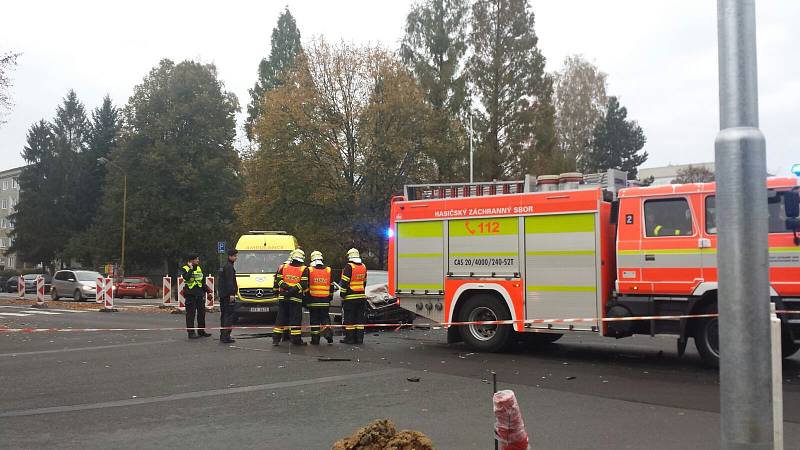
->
<box><xmin>51</xmin><ymin>270</ymin><xmax>101</xmax><ymax>301</ymax></box>
<box><xmin>17</xmin><ymin>273</ymin><xmax>52</xmax><ymax>294</ymax></box>
<box><xmin>0</xmin><ymin>276</ymin><xmax>9</xmax><ymax>292</ymax></box>
<box><xmin>115</xmin><ymin>277</ymin><xmax>158</xmax><ymax>299</ymax></box>
<box><xmin>329</xmin><ymin>270</ymin><xmax>415</xmax><ymax>324</ymax></box>
<box><xmin>3</xmin><ymin>275</ymin><xmax>19</xmax><ymax>293</ymax></box>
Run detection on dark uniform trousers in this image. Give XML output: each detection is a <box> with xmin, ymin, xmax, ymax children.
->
<box><xmin>274</xmin><ymin>297</ymin><xmax>303</xmax><ymax>343</ymax></box>
<box><xmin>185</xmin><ymin>293</ymin><xmax>206</xmax><ymax>334</ymax></box>
<box><xmin>342</xmin><ymin>299</ymin><xmax>366</xmax><ymax>338</ymax></box>
<box><xmin>308</xmin><ymin>299</ymin><xmax>333</xmax><ymax>344</ymax></box>
<box><xmin>219</xmin><ymin>300</ymin><xmax>236</xmax><ymax>339</ymax></box>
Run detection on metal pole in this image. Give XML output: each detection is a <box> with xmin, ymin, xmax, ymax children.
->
<box><xmin>492</xmin><ymin>371</ymin><xmax>498</xmax><ymax>450</ymax></box>
<box><xmin>469</xmin><ymin>114</ymin><xmax>474</xmax><ymax>183</ymax></box>
<box><xmin>120</xmin><ymin>173</ymin><xmax>127</xmax><ymax>277</ymax></box>
<box><xmin>715</xmin><ymin>1</ymin><xmax>773</xmax><ymax>449</ymax></box>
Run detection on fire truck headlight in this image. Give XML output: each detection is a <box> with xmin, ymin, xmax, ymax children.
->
<box><xmin>792</xmin><ymin>163</ymin><xmax>800</xmax><ymax>176</ymax></box>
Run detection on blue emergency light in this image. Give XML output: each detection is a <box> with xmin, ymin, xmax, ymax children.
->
<box><xmin>792</xmin><ymin>163</ymin><xmax>800</xmax><ymax>176</ymax></box>
<box><xmin>386</xmin><ymin>227</ymin><xmax>394</xmax><ymax>239</ymax></box>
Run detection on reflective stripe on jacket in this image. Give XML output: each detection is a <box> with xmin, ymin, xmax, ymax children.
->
<box><xmin>308</xmin><ymin>266</ymin><xmax>332</xmax><ymax>298</ymax></box>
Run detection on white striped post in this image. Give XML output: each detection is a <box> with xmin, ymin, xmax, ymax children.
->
<box><xmin>161</xmin><ymin>276</ymin><xmax>173</xmax><ymax>308</ymax></box>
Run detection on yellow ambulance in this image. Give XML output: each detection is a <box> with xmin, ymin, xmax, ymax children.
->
<box><xmin>233</xmin><ymin>231</ymin><xmax>298</xmax><ymax>322</ymax></box>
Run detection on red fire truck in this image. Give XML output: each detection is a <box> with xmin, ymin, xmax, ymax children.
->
<box><xmin>387</xmin><ymin>170</ymin><xmax>800</xmax><ymax>365</ymax></box>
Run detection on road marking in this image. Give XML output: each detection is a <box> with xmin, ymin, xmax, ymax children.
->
<box><xmin>0</xmin><ymin>305</ymin><xmax>86</xmax><ymax>313</ymax></box>
<box><xmin>16</xmin><ymin>310</ymin><xmax>61</xmax><ymax>315</ymax></box>
<box><xmin>0</xmin><ymin>312</ymin><xmax>31</xmax><ymax>317</ymax></box>
<box><xmin>0</xmin><ymin>369</ymin><xmax>395</xmax><ymax>417</ymax></box>
<box><xmin>0</xmin><ymin>339</ymin><xmax>176</xmax><ymax>358</ymax></box>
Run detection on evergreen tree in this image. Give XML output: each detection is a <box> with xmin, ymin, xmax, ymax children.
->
<box><xmin>245</xmin><ymin>7</ymin><xmax>303</xmax><ymax>141</ymax></box>
<box><xmin>401</xmin><ymin>0</ymin><xmax>470</xmax><ymax>181</ymax></box>
<box><xmin>8</xmin><ymin>121</ymin><xmax>60</xmax><ymax>266</ymax></box>
<box><xmin>81</xmin><ymin>60</ymin><xmax>241</xmax><ymax>273</ymax></box>
<box><xmin>584</xmin><ymin>96</ymin><xmax>648</xmax><ymax>178</ymax></box>
<box><xmin>66</xmin><ymin>96</ymin><xmax>120</xmax><ymax>263</ymax></box>
<box><xmin>468</xmin><ymin>0</ymin><xmax>554</xmax><ymax>180</ymax></box>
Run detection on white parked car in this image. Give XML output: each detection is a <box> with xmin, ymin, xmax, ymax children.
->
<box><xmin>51</xmin><ymin>270</ymin><xmax>102</xmax><ymax>302</ymax></box>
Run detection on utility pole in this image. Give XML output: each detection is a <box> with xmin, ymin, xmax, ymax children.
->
<box><xmin>98</xmin><ymin>157</ymin><xmax>128</xmax><ymax>277</ymax></box>
<box><xmin>715</xmin><ymin>1</ymin><xmax>773</xmax><ymax>448</ymax></box>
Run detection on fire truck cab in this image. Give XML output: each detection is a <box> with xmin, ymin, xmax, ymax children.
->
<box><xmin>387</xmin><ymin>171</ymin><xmax>800</xmax><ymax>365</ymax></box>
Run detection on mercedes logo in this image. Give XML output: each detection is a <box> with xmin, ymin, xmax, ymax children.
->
<box><xmin>256</xmin><ymin>289</ymin><xmax>264</xmax><ymax>298</ymax></box>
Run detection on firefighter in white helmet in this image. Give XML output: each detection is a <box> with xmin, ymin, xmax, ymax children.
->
<box><xmin>273</xmin><ymin>249</ymin><xmax>308</xmax><ymax>346</ymax></box>
<box><xmin>304</xmin><ymin>251</ymin><xmax>335</xmax><ymax>345</ymax></box>
<box><xmin>339</xmin><ymin>248</ymin><xmax>368</xmax><ymax>344</ymax></box>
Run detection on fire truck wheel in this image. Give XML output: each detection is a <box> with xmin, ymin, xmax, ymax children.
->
<box><xmin>693</xmin><ymin>304</ymin><xmax>719</xmax><ymax>366</ymax></box>
<box><xmin>458</xmin><ymin>294</ymin><xmax>513</xmax><ymax>352</ymax></box>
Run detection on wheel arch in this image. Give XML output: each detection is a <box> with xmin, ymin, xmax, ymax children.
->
<box><xmin>448</xmin><ymin>284</ymin><xmax>517</xmax><ymax>326</ymax></box>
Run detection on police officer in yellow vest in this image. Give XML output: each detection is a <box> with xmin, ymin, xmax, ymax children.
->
<box><xmin>273</xmin><ymin>249</ymin><xmax>308</xmax><ymax>346</ymax></box>
<box><xmin>339</xmin><ymin>248</ymin><xmax>368</xmax><ymax>345</ymax></box>
<box><xmin>305</xmin><ymin>251</ymin><xmax>335</xmax><ymax>345</ymax></box>
<box><xmin>180</xmin><ymin>254</ymin><xmax>212</xmax><ymax>339</ymax></box>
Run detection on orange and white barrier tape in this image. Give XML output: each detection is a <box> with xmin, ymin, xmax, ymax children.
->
<box><xmin>1</xmin><ymin>311</ymin><xmax>797</xmax><ymax>334</ymax></box>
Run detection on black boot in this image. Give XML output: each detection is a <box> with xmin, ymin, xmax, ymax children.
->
<box><xmin>310</xmin><ymin>334</ymin><xmax>320</xmax><ymax>345</ymax></box>
<box><xmin>220</xmin><ymin>331</ymin><xmax>235</xmax><ymax>344</ymax></box>
<box><xmin>339</xmin><ymin>330</ymin><xmax>355</xmax><ymax>344</ymax></box>
<box><xmin>355</xmin><ymin>329</ymin><xmax>364</xmax><ymax>344</ymax></box>
<box><xmin>291</xmin><ymin>335</ymin><xmax>307</xmax><ymax>346</ymax></box>
<box><xmin>323</xmin><ymin>327</ymin><xmax>334</xmax><ymax>344</ymax></box>
<box><xmin>272</xmin><ymin>331</ymin><xmax>282</xmax><ymax>346</ymax></box>
<box><xmin>282</xmin><ymin>333</ymin><xmax>291</xmax><ymax>341</ymax></box>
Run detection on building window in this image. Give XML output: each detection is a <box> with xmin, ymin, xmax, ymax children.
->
<box><xmin>0</xmin><ymin>238</ymin><xmax>6</xmax><ymax>248</ymax></box>
<box><xmin>0</xmin><ymin>199</ymin><xmax>5</xmax><ymax>209</ymax></box>
<box><xmin>8</xmin><ymin>256</ymin><xmax>14</xmax><ymax>268</ymax></box>
<box><xmin>1</xmin><ymin>180</ymin><xmax>6</xmax><ymax>190</ymax></box>
<box><xmin>644</xmin><ymin>198</ymin><xmax>694</xmax><ymax>237</ymax></box>
<box><xmin>12</xmin><ymin>178</ymin><xmax>18</xmax><ymax>189</ymax></box>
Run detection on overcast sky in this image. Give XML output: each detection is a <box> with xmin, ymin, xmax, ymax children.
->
<box><xmin>1</xmin><ymin>0</ymin><xmax>798</xmax><ymax>175</ymax></box>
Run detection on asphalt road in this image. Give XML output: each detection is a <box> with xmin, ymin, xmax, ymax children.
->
<box><xmin>1</xmin><ymin>304</ymin><xmax>799</xmax><ymax>449</ymax></box>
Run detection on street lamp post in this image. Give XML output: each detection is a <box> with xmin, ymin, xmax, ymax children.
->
<box><xmin>98</xmin><ymin>157</ymin><xmax>127</xmax><ymax>277</ymax></box>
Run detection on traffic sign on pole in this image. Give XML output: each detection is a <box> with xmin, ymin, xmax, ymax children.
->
<box><xmin>217</xmin><ymin>241</ymin><xmax>226</xmax><ymax>254</ymax></box>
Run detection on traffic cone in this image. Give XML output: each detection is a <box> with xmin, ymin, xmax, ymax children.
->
<box><xmin>493</xmin><ymin>390</ymin><xmax>530</xmax><ymax>450</ymax></box>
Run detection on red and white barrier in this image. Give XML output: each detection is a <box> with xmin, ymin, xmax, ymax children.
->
<box><xmin>177</xmin><ymin>276</ymin><xmax>186</xmax><ymax>312</ymax></box>
<box><xmin>205</xmin><ymin>276</ymin><xmax>215</xmax><ymax>309</ymax></box>
<box><xmin>33</xmin><ymin>275</ymin><xmax>47</xmax><ymax>308</ymax></box>
<box><xmin>493</xmin><ymin>390</ymin><xmax>530</xmax><ymax>450</ymax></box>
<box><xmin>162</xmin><ymin>276</ymin><xmax>173</xmax><ymax>307</ymax></box>
<box><xmin>96</xmin><ymin>276</ymin><xmax>105</xmax><ymax>304</ymax></box>
<box><xmin>17</xmin><ymin>276</ymin><xmax>25</xmax><ymax>299</ymax></box>
<box><xmin>100</xmin><ymin>277</ymin><xmax>116</xmax><ymax>312</ymax></box>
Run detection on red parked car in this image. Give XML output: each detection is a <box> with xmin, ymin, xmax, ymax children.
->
<box><xmin>115</xmin><ymin>277</ymin><xmax>158</xmax><ymax>299</ymax></box>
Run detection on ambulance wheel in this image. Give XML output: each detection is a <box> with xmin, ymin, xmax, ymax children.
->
<box><xmin>459</xmin><ymin>294</ymin><xmax>513</xmax><ymax>352</ymax></box>
<box><xmin>694</xmin><ymin>304</ymin><xmax>719</xmax><ymax>367</ymax></box>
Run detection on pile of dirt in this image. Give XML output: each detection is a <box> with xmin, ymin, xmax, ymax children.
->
<box><xmin>331</xmin><ymin>419</ymin><xmax>435</xmax><ymax>450</ymax></box>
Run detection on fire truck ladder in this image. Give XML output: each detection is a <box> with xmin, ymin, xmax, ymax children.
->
<box><xmin>403</xmin><ymin>169</ymin><xmax>629</xmax><ymax>201</ymax></box>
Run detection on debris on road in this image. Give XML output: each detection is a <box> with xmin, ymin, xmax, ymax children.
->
<box><xmin>318</xmin><ymin>357</ymin><xmax>352</xmax><ymax>362</ymax></box>
<box><xmin>330</xmin><ymin>418</ymin><xmax>434</xmax><ymax>450</ymax></box>
<box><xmin>406</xmin><ymin>377</ymin><xmax>420</xmax><ymax>382</ymax></box>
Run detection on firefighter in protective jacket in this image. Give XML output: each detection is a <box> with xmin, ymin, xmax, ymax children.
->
<box><xmin>273</xmin><ymin>249</ymin><xmax>308</xmax><ymax>346</ymax></box>
<box><xmin>339</xmin><ymin>248</ymin><xmax>368</xmax><ymax>344</ymax></box>
<box><xmin>305</xmin><ymin>251</ymin><xmax>335</xmax><ymax>345</ymax></box>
